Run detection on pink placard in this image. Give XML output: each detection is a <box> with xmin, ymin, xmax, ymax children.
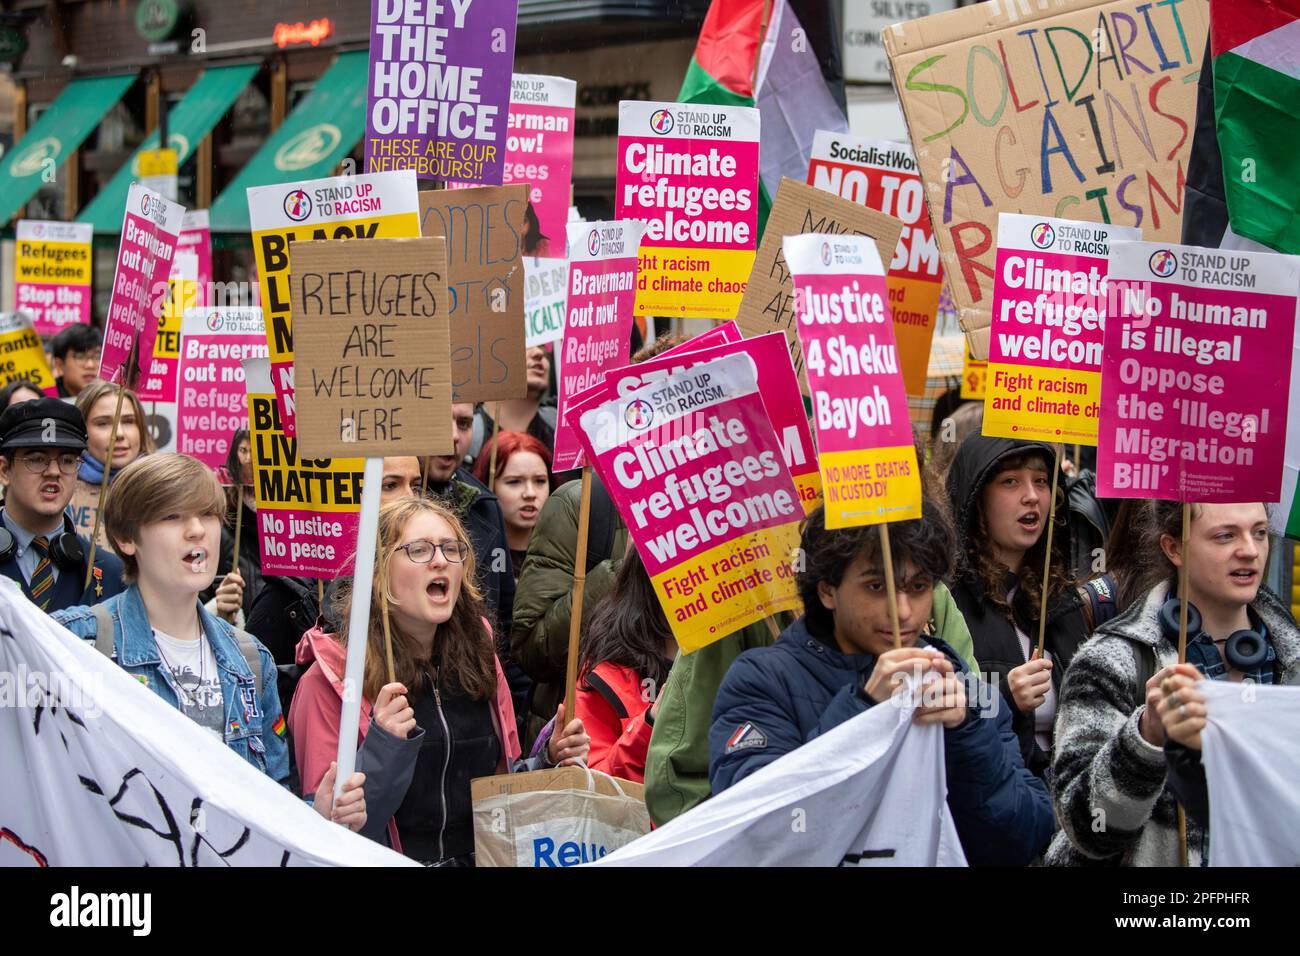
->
<box><xmin>1098</xmin><ymin>241</ymin><xmax>1300</xmax><ymax>502</ymax></box>
<box><xmin>100</xmin><ymin>184</ymin><xmax>185</xmax><ymax>386</ymax></box>
<box><xmin>178</xmin><ymin>210</ymin><xmax>213</xmax><ymax>306</ymax></box>
<box><xmin>177</xmin><ymin>307</ymin><xmax>269</xmax><ymax>472</ymax></box>
<box><xmin>553</xmin><ymin>220</ymin><xmax>645</xmax><ymax>471</ymax></box>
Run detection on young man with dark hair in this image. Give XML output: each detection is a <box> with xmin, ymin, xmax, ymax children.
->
<box><xmin>49</xmin><ymin>324</ymin><xmax>101</xmax><ymax>399</ymax></box>
<box><xmin>0</xmin><ymin>398</ymin><xmax>124</xmax><ymax>611</ymax></box>
<box><xmin>710</xmin><ymin>500</ymin><xmax>1054</xmax><ymax>866</ymax></box>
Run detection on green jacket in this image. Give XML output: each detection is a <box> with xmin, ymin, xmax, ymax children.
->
<box><xmin>509</xmin><ymin>478</ymin><xmax>630</xmax><ymax>747</ymax></box>
<box><xmin>643</xmin><ymin>581</ymin><xmax>979</xmax><ymax>826</ymax></box>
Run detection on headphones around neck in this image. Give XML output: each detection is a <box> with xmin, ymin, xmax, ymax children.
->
<box><xmin>1158</xmin><ymin>597</ymin><xmax>1270</xmax><ymax>671</ymax></box>
<box><xmin>0</xmin><ymin>513</ymin><xmax>85</xmax><ymax>573</ymax></box>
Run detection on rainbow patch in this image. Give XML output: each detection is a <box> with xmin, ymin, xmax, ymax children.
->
<box><xmin>272</xmin><ymin>715</ymin><xmax>286</xmax><ymax>738</ymax></box>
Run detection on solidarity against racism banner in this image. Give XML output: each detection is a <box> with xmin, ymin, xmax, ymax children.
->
<box><xmin>737</xmin><ymin>179</ymin><xmax>902</xmax><ymax>393</ymax></box>
<box><xmin>615</xmin><ymin>101</ymin><xmax>759</xmax><ymax>319</ymax></box>
<box><xmin>365</xmin><ymin>0</ymin><xmax>518</xmax><ymax>183</ymax></box>
<box><xmin>419</xmin><ymin>185</ymin><xmax>528</xmax><ymax>402</ymax></box>
<box><xmin>0</xmin><ymin>311</ymin><xmax>57</xmax><ymax>395</ymax></box>
<box><xmin>553</xmin><ymin>220</ymin><xmax>645</xmax><ymax>472</ymax></box>
<box><xmin>884</xmin><ymin>0</ymin><xmax>1207</xmax><ymax>355</ymax></box>
<box><xmin>577</xmin><ymin>353</ymin><xmax>804</xmax><ymax>652</ymax></box>
<box><xmin>179</xmin><ymin>209</ymin><xmax>214</xmax><ymax>306</ymax></box>
<box><xmin>138</xmin><ymin>251</ymin><xmax>199</xmax><ymax>404</ymax></box>
<box><xmin>177</xmin><ymin>307</ymin><xmax>269</xmax><ymax>473</ymax></box>
<box><xmin>244</xmin><ymin>358</ymin><xmax>365</xmax><ymax>578</ymax></box>
<box><xmin>0</xmin><ymin>578</ymin><xmax>413</xmax><ymax>867</ymax></box>
<box><xmin>99</xmin><ymin>184</ymin><xmax>185</xmax><ymax>387</ymax></box>
<box><xmin>14</xmin><ymin>220</ymin><xmax>92</xmax><ymax>336</ymax></box>
<box><xmin>1098</xmin><ymin>242</ymin><xmax>1300</xmax><ymax>501</ymax></box>
<box><xmin>984</xmin><ymin>214</ymin><xmax>1140</xmax><ymax>444</ymax></box>
<box><xmin>248</xmin><ymin>168</ymin><xmax>421</xmax><ymax>434</ymax></box>
<box><xmin>524</xmin><ymin>256</ymin><xmax>568</xmax><ymax>347</ymax></box>
<box><xmin>615</xmin><ymin>332</ymin><xmax>824</xmax><ymax>514</ymax></box>
<box><xmin>785</xmin><ymin>234</ymin><xmax>921</xmax><ymax>528</ymax></box>
<box><xmin>594</xmin><ymin>689</ymin><xmax>965</xmax><ymax>867</ymax></box>
<box><xmin>290</xmin><ymin>238</ymin><xmax>453</xmax><ymax>459</ymax></box>
<box><xmin>807</xmin><ymin>131</ymin><xmax>942</xmax><ymax>395</ymax></box>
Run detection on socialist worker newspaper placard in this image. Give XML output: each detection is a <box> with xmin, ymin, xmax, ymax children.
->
<box><xmin>578</xmin><ymin>353</ymin><xmax>803</xmax><ymax>653</ymax></box>
<box><xmin>615</xmin><ymin>101</ymin><xmax>758</xmax><ymax>320</ymax></box>
<box><xmin>1098</xmin><ymin>242</ymin><xmax>1299</xmax><ymax>502</ymax></box>
<box><xmin>785</xmin><ymin>234</ymin><xmax>921</xmax><ymax>529</ymax></box>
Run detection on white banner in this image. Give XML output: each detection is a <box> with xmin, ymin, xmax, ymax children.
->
<box><xmin>591</xmin><ymin>688</ymin><xmax>967</xmax><ymax>866</ymax></box>
<box><xmin>0</xmin><ymin>579</ymin><xmax>415</xmax><ymax>867</ymax></box>
<box><xmin>1203</xmin><ymin>681</ymin><xmax>1300</xmax><ymax>866</ymax></box>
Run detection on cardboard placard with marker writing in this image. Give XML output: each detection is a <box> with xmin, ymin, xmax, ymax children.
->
<box><xmin>290</xmin><ymin>237</ymin><xmax>453</xmax><ymax>459</ymax></box>
<box><xmin>419</xmin><ymin>185</ymin><xmax>529</xmax><ymax>403</ymax></box>
<box><xmin>736</xmin><ymin>178</ymin><xmax>902</xmax><ymax>395</ymax></box>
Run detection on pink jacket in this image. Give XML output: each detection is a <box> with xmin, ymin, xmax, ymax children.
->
<box><xmin>287</xmin><ymin>622</ymin><xmax>523</xmax><ymax>847</ymax></box>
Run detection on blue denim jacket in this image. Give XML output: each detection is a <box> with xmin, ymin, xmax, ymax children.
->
<box><xmin>55</xmin><ymin>586</ymin><xmax>290</xmax><ymax>785</ymax></box>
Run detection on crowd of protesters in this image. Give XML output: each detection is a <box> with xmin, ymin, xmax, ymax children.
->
<box><xmin>2</xmin><ymin>315</ymin><xmax>1295</xmax><ymax>868</ymax></box>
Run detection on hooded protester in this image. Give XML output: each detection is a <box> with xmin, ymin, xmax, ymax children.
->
<box><xmin>708</xmin><ymin>500</ymin><xmax>1053</xmax><ymax>866</ymax></box>
<box><xmin>288</xmin><ymin>497</ymin><xmax>589</xmax><ymax>865</ymax></box>
<box><xmin>1049</xmin><ymin>501</ymin><xmax>1300</xmax><ymax>866</ymax></box>
<box><xmin>945</xmin><ymin>435</ymin><xmax>1091</xmax><ymax>778</ymax></box>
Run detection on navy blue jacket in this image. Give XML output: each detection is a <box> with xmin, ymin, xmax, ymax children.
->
<box><xmin>0</xmin><ymin>510</ymin><xmax>125</xmax><ymax>613</ymax></box>
<box><xmin>710</xmin><ymin>617</ymin><xmax>1054</xmax><ymax>866</ymax></box>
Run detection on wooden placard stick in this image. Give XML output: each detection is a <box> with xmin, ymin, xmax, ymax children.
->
<box><xmin>84</xmin><ymin>335</ymin><xmax>140</xmax><ymax>590</ymax></box>
<box><xmin>1035</xmin><ymin>444</ymin><xmax>1064</xmax><ymax>658</ymax></box>
<box><xmin>231</xmin><ymin>484</ymin><xmax>244</xmax><ymax>575</ymax></box>
<box><xmin>487</xmin><ymin>401</ymin><xmax>503</xmax><ymax>482</ymax></box>
<box><xmin>1176</xmin><ymin>500</ymin><xmax>1191</xmax><ymax>867</ymax></box>
<box><xmin>879</xmin><ymin>522</ymin><xmax>902</xmax><ymax>650</ymax></box>
<box><xmin>562</xmin><ymin>465</ymin><xmax>594</xmax><ymax>724</ymax></box>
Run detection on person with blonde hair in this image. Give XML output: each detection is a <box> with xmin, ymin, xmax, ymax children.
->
<box><xmin>69</xmin><ymin>379</ymin><xmax>155</xmax><ymax>548</ymax></box>
<box><xmin>289</xmin><ymin>496</ymin><xmax>589</xmax><ymax>865</ymax></box>
<box><xmin>53</xmin><ymin>453</ymin><xmax>366</xmax><ymax>831</ymax></box>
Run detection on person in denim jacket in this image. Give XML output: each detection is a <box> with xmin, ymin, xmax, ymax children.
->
<box><xmin>55</xmin><ymin>453</ymin><xmax>366</xmax><ymax>831</ymax></box>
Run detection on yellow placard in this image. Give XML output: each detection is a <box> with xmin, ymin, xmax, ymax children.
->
<box><xmin>983</xmin><ymin>365</ymin><xmax>1101</xmax><ymax>444</ymax></box>
<box><xmin>136</xmin><ymin>148</ymin><xmax>179</xmax><ymax>177</ymax></box>
<box><xmin>632</xmin><ymin>246</ymin><xmax>754</xmax><ymax>320</ymax></box>
<box><xmin>961</xmin><ymin>343</ymin><xmax>987</xmax><ymax>400</ymax></box>
<box><xmin>819</xmin><ymin>446</ymin><xmax>923</xmax><ymax>530</ymax></box>
<box><xmin>0</xmin><ymin>317</ymin><xmax>56</xmax><ymax>393</ymax></box>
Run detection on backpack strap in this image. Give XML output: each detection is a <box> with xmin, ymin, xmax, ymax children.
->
<box><xmin>1130</xmin><ymin>639</ymin><xmax>1156</xmax><ymax>704</ymax></box>
<box><xmin>585</xmin><ymin>474</ymin><xmax>619</xmax><ymax>575</ymax></box>
<box><xmin>584</xmin><ymin>669</ymin><xmax>629</xmax><ymax>720</ymax></box>
<box><xmin>1076</xmin><ymin>574</ymin><xmax>1119</xmax><ymax>634</ymax></box>
<box><xmin>92</xmin><ymin>603</ymin><xmax>115</xmax><ymax>659</ymax></box>
<box><xmin>468</xmin><ymin>407</ymin><xmax>487</xmax><ymax>462</ymax></box>
<box><xmin>230</xmin><ymin>628</ymin><xmax>264</xmax><ymax>699</ymax></box>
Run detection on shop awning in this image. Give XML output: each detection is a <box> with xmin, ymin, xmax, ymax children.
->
<box><xmin>209</xmin><ymin>50</ymin><xmax>368</xmax><ymax>233</ymax></box>
<box><xmin>80</xmin><ymin>63</ymin><xmax>260</xmax><ymax>233</ymax></box>
<box><xmin>0</xmin><ymin>73</ymin><xmax>136</xmax><ymax>223</ymax></box>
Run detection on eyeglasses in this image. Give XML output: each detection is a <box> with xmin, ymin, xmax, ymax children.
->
<box><xmin>396</xmin><ymin>539</ymin><xmax>469</xmax><ymax>565</ymax></box>
<box><xmin>17</xmin><ymin>452</ymin><xmax>80</xmax><ymax>474</ymax></box>
<box><xmin>69</xmin><ymin>350</ymin><xmax>102</xmax><ymax>366</ymax></box>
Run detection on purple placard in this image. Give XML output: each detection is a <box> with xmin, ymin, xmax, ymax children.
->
<box><xmin>365</xmin><ymin>0</ymin><xmax>519</xmax><ymax>184</ymax></box>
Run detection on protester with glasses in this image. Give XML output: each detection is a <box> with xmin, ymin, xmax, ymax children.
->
<box><xmin>49</xmin><ymin>324</ymin><xmax>102</xmax><ymax>399</ymax></box>
<box><xmin>288</xmin><ymin>497</ymin><xmax>589</xmax><ymax>865</ymax></box>
<box><xmin>0</xmin><ymin>398</ymin><xmax>124</xmax><ymax>612</ymax></box>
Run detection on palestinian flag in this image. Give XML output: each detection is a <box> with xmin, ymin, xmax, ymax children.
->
<box><xmin>1183</xmin><ymin>2</ymin><xmax>1300</xmax><ymax>538</ymax></box>
<box><xmin>679</xmin><ymin>0</ymin><xmax>848</xmax><ymax>237</ymax></box>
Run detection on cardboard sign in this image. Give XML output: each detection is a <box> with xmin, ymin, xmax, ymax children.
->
<box><xmin>14</xmin><ymin>220</ymin><xmax>93</xmax><ymax>336</ymax></box>
<box><xmin>177</xmin><ymin>307</ymin><xmax>269</xmax><ymax>472</ymax></box>
<box><xmin>984</xmin><ymin>214</ymin><xmax>1140</xmax><ymax>444</ymax></box>
<box><xmin>100</xmin><ymin>184</ymin><xmax>185</xmax><ymax>387</ymax></box>
<box><xmin>0</xmin><ymin>311</ymin><xmax>57</xmax><ymax>395</ymax></box>
<box><xmin>807</xmin><ymin>131</ymin><xmax>942</xmax><ymax>395</ymax></box>
<box><xmin>364</xmin><ymin>0</ymin><xmax>518</xmax><ymax>183</ymax></box>
<box><xmin>577</xmin><ymin>352</ymin><xmax>803</xmax><ymax>653</ymax></box>
<box><xmin>615</xmin><ymin>100</ymin><xmax>760</xmax><ymax>319</ymax></box>
<box><xmin>419</xmin><ymin>184</ymin><xmax>528</xmax><ymax>403</ymax></box>
<box><xmin>244</xmin><ymin>357</ymin><xmax>366</xmax><ymax>579</ymax></box>
<box><xmin>1098</xmin><ymin>241</ymin><xmax>1300</xmax><ymax>501</ymax></box>
<box><xmin>290</xmin><ymin>237</ymin><xmax>453</xmax><ymax>459</ymax></box>
<box><xmin>961</xmin><ymin>342</ymin><xmax>987</xmax><ymax>400</ymax></box>
<box><xmin>784</xmin><ymin>233</ymin><xmax>921</xmax><ymax>528</ymax></box>
<box><xmin>137</xmin><ymin>251</ymin><xmax>199</xmax><ymax>403</ymax></box>
<box><xmin>553</xmin><ymin>220</ymin><xmax>645</xmax><ymax>472</ymax></box>
<box><xmin>884</xmin><ymin>0</ymin><xmax>1208</xmax><ymax>356</ymax></box>
<box><xmin>524</xmin><ymin>256</ymin><xmax>568</xmax><ymax>347</ymax></box>
<box><xmin>248</xmin><ymin>169</ymin><xmax>421</xmax><ymax>435</ymax></box>
<box><xmin>178</xmin><ymin>210</ymin><xmax>213</xmax><ymax>307</ymax></box>
<box><xmin>737</xmin><ymin>178</ymin><xmax>902</xmax><ymax>394</ymax></box>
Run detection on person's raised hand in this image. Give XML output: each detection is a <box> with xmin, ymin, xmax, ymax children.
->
<box><xmin>863</xmin><ymin>646</ymin><xmax>952</xmax><ymax>704</ymax></box>
<box><xmin>373</xmin><ymin>682</ymin><xmax>416</xmax><ymax>739</ymax></box>
<box><xmin>1156</xmin><ymin>663</ymin><xmax>1207</xmax><ymax>750</ymax></box>
<box><xmin>1008</xmin><ymin>650</ymin><xmax>1053</xmax><ymax>713</ymax></box>
<box><xmin>312</xmin><ymin>762</ymin><xmax>367</xmax><ymax>832</ymax></box>
<box><xmin>214</xmin><ymin>569</ymin><xmax>244</xmax><ymax>622</ymax></box>
<box><xmin>547</xmin><ymin>702</ymin><xmax>590</xmax><ymax>767</ymax></box>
